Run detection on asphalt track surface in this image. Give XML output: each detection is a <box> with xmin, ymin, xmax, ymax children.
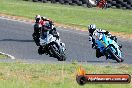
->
<box><xmin>0</xmin><ymin>18</ymin><xmax>132</xmax><ymax>64</ymax></box>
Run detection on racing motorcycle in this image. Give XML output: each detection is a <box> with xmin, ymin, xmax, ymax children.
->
<box><xmin>32</xmin><ymin>23</ymin><xmax>41</xmax><ymax>46</ymax></box>
<box><xmin>95</xmin><ymin>33</ymin><xmax>124</xmax><ymax>63</ymax></box>
<box><xmin>38</xmin><ymin>31</ymin><xmax>66</xmax><ymax>61</ymax></box>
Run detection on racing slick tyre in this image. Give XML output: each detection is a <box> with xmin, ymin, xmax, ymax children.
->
<box><xmin>50</xmin><ymin>43</ymin><xmax>66</xmax><ymax>61</ymax></box>
<box><xmin>107</xmin><ymin>48</ymin><xmax>124</xmax><ymax>63</ymax></box>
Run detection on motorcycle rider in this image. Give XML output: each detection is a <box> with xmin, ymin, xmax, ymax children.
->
<box><xmin>40</xmin><ymin>20</ymin><xmax>59</xmax><ymax>40</ymax></box>
<box><xmin>33</xmin><ymin>15</ymin><xmax>59</xmax><ymax>45</ymax></box>
<box><xmin>33</xmin><ymin>16</ymin><xmax>48</xmax><ymax>35</ymax></box>
<box><xmin>33</xmin><ymin>15</ymin><xmax>53</xmax><ymax>36</ymax></box>
<box><xmin>33</xmin><ymin>15</ymin><xmax>42</xmax><ymax>35</ymax></box>
<box><xmin>88</xmin><ymin>24</ymin><xmax>119</xmax><ymax>58</ymax></box>
<box><xmin>38</xmin><ymin>19</ymin><xmax>60</xmax><ymax>55</ymax></box>
<box><xmin>32</xmin><ymin>15</ymin><xmax>42</xmax><ymax>46</ymax></box>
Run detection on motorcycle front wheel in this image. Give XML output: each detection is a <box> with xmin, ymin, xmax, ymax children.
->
<box><xmin>50</xmin><ymin>43</ymin><xmax>66</xmax><ymax>61</ymax></box>
<box><xmin>107</xmin><ymin>48</ymin><xmax>124</xmax><ymax>63</ymax></box>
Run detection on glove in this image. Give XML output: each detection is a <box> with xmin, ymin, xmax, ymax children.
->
<box><xmin>104</xmin><ymin>31</ymin><xmax>109</xmax><ymax>35</ymax></box>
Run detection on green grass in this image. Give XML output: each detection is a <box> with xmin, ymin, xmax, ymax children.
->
<box><xmin>0</xmin><ymin>1</ymin><xmax>131</xmax><ymax>87</ymax></box>
<box><xmin>0</xmin><ymin>54</ymin><xmax>8</xmax><ymax>59</ymax></box>
<box><xmin>0</xmin><ymin>0</ymin><xmax>132</xmax><ymax>34</ymax></box>
<box><xmin>0</xmin><ymin>62</ymin><xmax>131</xmax><ymax>88</ymax></box>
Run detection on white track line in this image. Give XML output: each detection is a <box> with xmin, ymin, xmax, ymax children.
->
<box><xmin>0</xmin><ymin>16</ymin><xmax>25</xmax><ymax>60</ymax></box>
<box><xmin>0</xmin><ymin>16</ymin><xmax>88</xmax><ymax>36</ymax></box>
<box><xmin>0</xmin><ymin>16</ymin><xmax>32</xmax><ymax>24</ymax></box>
<box><xmin>0</xmin><ymin>51</ymin><xmax>15</xmax><ymax>60</ymax></box>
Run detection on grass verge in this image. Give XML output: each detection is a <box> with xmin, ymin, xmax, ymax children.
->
<box><xmin>0</xmin><ymin>54</ymin><xmax>8</xmax><ymax>59</ymax></box>
<box><xmin>0</xmin><ymin>0</ymin><xmax>132</xmax><ymax>34</ymax></box>
<box><xmin>0</xmin><ymin>62</ymin><xmax>131</xmax><ymax>88</ymax></box>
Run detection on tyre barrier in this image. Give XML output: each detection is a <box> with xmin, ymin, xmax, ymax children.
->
<box><xmin>107</xmin><ymin>0</ymin><xmax>132</xmax><ymax>9</ymax></box>
<box><xmin>31</xmin><ymin>0</ymin><xmax>132</xmax><ymax>9</ymax></box>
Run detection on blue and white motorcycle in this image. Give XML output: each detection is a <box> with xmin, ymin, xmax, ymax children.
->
<box><xmin>95</xmin><ymin>33</ymin><xmax>124</xmax><ymax>63</ymax></box>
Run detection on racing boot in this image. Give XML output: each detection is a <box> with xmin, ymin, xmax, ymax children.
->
<box><xmin>38</xmin><ymin>46</ymin><xmax>44</xmax><ymax>55</ymax></box>
<box><xmin>119</xmin><ymin>44</ymin><xmax>122</xmax><ymax>52</ymax></box>
<box><xmin>96</xmin><ymin>48</ymin><xmax>102</xmax><ymax>58</ymax></box>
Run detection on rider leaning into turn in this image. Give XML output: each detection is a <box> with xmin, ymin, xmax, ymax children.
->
<box><xmin>34</xmin><ymin>15</ymin><xmax>60</xmax><ymax>55</ymax></box>
<box><xmin>34</xmin><ymin>15</ymin><xmax>59</xmax><ymax>41</ymax></box>
<box><xmin>40</xmin><ymin>20</ymin><xmax>59</xmax><ymax>40</ymax></box>
<box><xmin>88</xmin><ymin>24</ymin><xmax>118</xmax><ymax>58</ymax></box>
<box><xmin>34</xmin><ymin>15</ymin><xmax>52</xmax><ymax>34</ymax></box>
<box><xmin>33</xmin><ymin>15</ymin><xmax>42</xmax><ymax>36</ymax></box>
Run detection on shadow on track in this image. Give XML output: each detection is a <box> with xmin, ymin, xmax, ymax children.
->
<box><xmin>77</xmin><ymin>60</ymin><xmax>119</xmax><ymax>63</ymax></box>
<box><xmin>77</xmin><ymin>60</ymin><xmax>104</xmax><ymax>63</ymax></box>
<box><xmin>0</xmin><ymin>39</ymin><xmax>34</xmax><ymax>42</ymax></box>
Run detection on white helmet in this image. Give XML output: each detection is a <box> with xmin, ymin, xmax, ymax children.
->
<box><xmin>89</xmin><ymin>24</ymin><xmax>96</xmax><ymax>29</ymax></box>
<box><xmin>88</xmin><ymin>24</ymin><xmax>96</xmax><ymax>34</ymax></box>
<box><xmin>35</xmin><ymin>15</ymin><xmax>41</xmax><ymax>20</ymax></box>
<box><xmin>35</xmin><ymin>15</ymin><xmax>41</xmax><ymax>23</ymax></box>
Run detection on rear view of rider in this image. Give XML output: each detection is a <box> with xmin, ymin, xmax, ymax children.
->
<box><xmin>88</xmin><ymin>24</ymin><xmax>118</xmax><ymax>58</ymax></box>
<box><xmin>34</xmin><ymin>15</ymin><xmax>59</xmax><ymax>42</ymax></box>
